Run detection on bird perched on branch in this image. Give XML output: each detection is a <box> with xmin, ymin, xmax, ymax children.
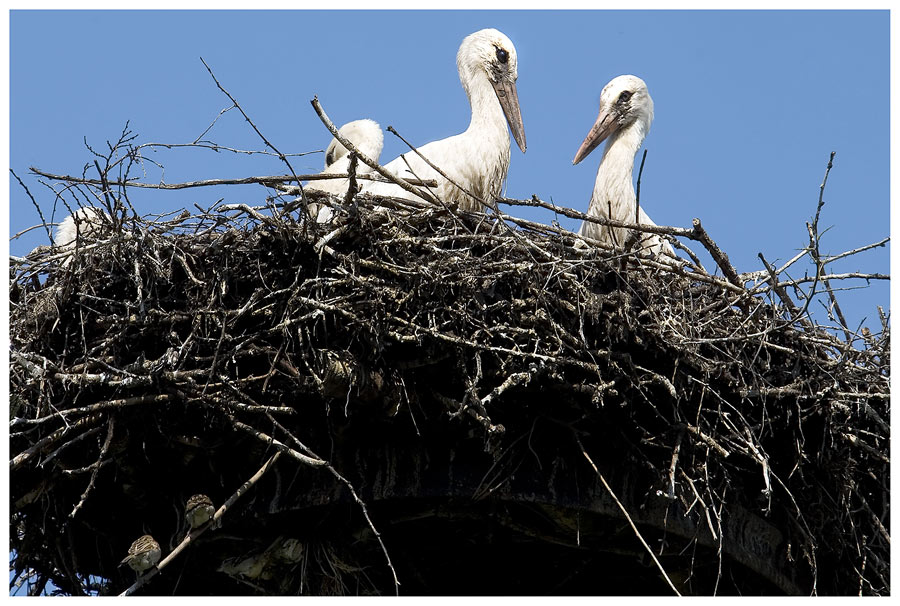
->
<box><xmin>307</xmin><ymin>119</ymin><xmax>384</xmax><ymax>221</ymax></box>
<box><xmin>185</xmin><ymin>494</ymin><xmax>215</xmax><ymax>530</ymax></box>
<box><xmin>361</xmin><ymin>28</ymin><xmax>527</xmax><ymax>211</ymax></box>
<box><xmin>573</xmin><ymin>75</ymin><xmax>673</xmax><ymax>256</ymax></box>
<box><xmin>54</xmin><ymin>206</ymin><xmax>110</xmax><ymax>265</ymax></box>
<box><xmin>119</xmin><ymin>535</ymin><xmax>161</xmax><ymax>574</ymax></box>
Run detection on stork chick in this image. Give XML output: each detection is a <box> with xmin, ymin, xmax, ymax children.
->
<box><xmin>362</xmin><ymin>28</ymin><xmax>526</xmax><ymax>211</ymax></box>
<box><xmin>308</xmin><ymin>119</ymin><xmax>384</xmax><ymax>222</ymax></box>
<box><xmin>573</xmin><ymin>75</ymin><xmax>673</xmax><ymax>256</ymax></box>
<box><xmin>321</xmin><ymin>119</ymin><xmax>384</xmax><ymax>175</ymax></box>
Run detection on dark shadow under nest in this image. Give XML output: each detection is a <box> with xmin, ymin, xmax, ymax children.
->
<box><xmin>9</xmin><ymin>186</ymin><xmax>889</xmax><ymax>596</ymax></box>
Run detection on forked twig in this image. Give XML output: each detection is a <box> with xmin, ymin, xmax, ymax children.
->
<box><xmin>199</xmin><ymin>57</ymin><xmax>304</xmax><ymax>218</ymax></box>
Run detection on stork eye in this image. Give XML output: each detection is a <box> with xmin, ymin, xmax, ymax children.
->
<box><xmin>495</xmin><ymin>47</ymin><xmax>509</xmax><ymax>64</ymax></box>
<box><xmin>617</xmin><ymin>91</ymin><xmax>633</xmax><ymax>104</ymax></box>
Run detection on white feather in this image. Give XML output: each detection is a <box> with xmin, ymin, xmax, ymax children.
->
<box><xmin>55</xmin><ymin>207</ymin><xmax>110</xmax><ymax>263</ymax></box>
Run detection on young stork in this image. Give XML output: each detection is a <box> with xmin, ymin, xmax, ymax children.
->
<box><xmin>573</xmin><ymin>75</ymin><xmax>673</xmax><ymax>256</ymax></box>
<box><xmin>361</xmin><ymin>28</ymin><xmax>527</xmax><ymax>211</ymax></box>
<box><xmin>307</xmin><ymin>119</ymin><xmax>384</xmax><ymax>222</ymax></box>
<box><xmin>312</xmin><ymin>119</ymin><xmax>384</xmax><ymax>192</ymax></box>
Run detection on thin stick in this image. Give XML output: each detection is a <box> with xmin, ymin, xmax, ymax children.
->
<box><xmin>30</xmin><ymin>168</ymin><xmax>437</xmax><ymax>191</ymax></box>
<box><xmin>263</xmin><ymin>414</ymin><xmax>401</xmax><ymax>594</ymax></box>
<box><xmin>751</xmin><ymin>272</ymin><xmax>889</xmax><ymax>295</ymax></box>
<box><xmin>199</xmin><ymin>57</ymin><xmax>304</xmax><ymax>217</ymax></box>
<box><xmin>229</xmin><ymin>417</ymin><xmax>327</xmax><ymax>468</ymax></box>
<box><xmin>68</xmin><ymin>417</ymin><xmax>116</xmax><ymax>518</ymax></box>
<box><xmin>635</xmin><ymin>148</ymin><xmax>648</xmax><ymax>223</ymax></box>
<box><xmin>500</xmin><ymin>195</ymin><xmax>743</xmax><ymax>283</ymax></box>
<box><xmin>10</xmin><ymin>415</ymin><xmax>103</xmax><ymax>471</ymax></box>
<box><xmin>805</xmin><ymin>151</ymin><xmax>852</xmax><ymax>340</ymax></box>
<box><xmin>342</xmin><ymin>153</ymin><xmax>360</xmax><ymax>207</ymax></box>
<box><xmin>11</xmin><ymin>168</ymin><xmax>53</xmax><ymax>243</ymax></box>
<box><xmin>387</xmin><ymin>125</ymin><xmax>482</xmax><ymax>206</ymax></box>
<box><xmin>575</xmin><ymin>433</ymin><xmax>682</xmax><ymax>596</ymax></box>
<box><xmin>666</xmin><ymin>427</ymin><xmax>683</xmax><ymax>499</ymax></box>
<box><xmin>823</xmin><ymin>237</ymin><xmax>889</xmax><ymax>265</ymax></box>
<box><xmin>382</xmin><ymin>133</ymin><xmax>527</xmax><ymax>244</ymax></box>
<box><xmin>690</xmin><ymin>218</ymin><xmax>742</xmax><ymax>288</ymax></box>
<box><xmin>758</xmin><ymin>252</ymin><xmax>801</xmax><ymax>319</ymax></box>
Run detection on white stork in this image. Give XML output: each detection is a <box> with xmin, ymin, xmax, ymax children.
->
<box><xmin>307</xmin><ymin>119</ymin><xmax>384</xmax><ymax>221</ymax></box>
<box><xmin>573</xmin><ymin>75</ymin><xmax>673</xmax><ymax>256</ymax></box>
<box><xmin>361</xmin><ymin>28</ymin><xmax>527</xmax><ymax>211</ymax></box>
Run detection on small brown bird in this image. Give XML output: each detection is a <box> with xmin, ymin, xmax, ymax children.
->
<box><xmin>185</xmin><ymin>494</ymin><xmax>215</xmax><ymax>529</ymax></box>
<box><xmin>119</xmin><ymin>535</ymin><xmax>161</xmax><ymax>573</ymax></box>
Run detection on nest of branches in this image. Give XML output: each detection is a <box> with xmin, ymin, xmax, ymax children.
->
<box><xmin>10</xmin><ymin>163</ymin><xmax>890</xmax><ymax>595</ymax></box>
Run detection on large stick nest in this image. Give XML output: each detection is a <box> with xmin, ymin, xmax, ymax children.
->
<box><xmin>9</xmin><ymin>187</ymin><xmax>889</xmax><ymax>596</ymax></box>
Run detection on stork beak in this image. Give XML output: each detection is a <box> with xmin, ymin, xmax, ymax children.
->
<box><xmin>572</xmin><ymin>108</ymin><xmax>617</xmax><ymax>165</ymax></box>
<box><xmin>492</xmin><ymin>79</ymin><xmax>527</xmax><ymax>153</ymax></box>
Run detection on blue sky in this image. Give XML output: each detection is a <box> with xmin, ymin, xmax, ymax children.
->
<box><xmin>8</xmin><ymin>9</ymin><xmax>890</xmax><ymax>334</ymax></box>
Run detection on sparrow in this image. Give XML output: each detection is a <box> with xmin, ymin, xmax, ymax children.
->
<box><xmin>186</xmin><ymin>494</ymin><xmax>215</xmax><ymax>529</ymax></box>
<box><xmin>119</xmin><ymin>535</ymin><xmax>161</xmax><ymax>573</ymax></box>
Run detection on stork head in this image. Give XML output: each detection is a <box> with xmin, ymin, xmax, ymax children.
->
<box><xmin>573</xmin><ymin>75</ymin><xmax>653</xmax><ymax>165</ymax></box>
<box><xmin>457</xmin><ymin>28</ymin><xmax>527</xmax><ymax>153</ymax></box>
<box><xmin>325</xmin><ymin>119</ymin><xmax>384</xmax><ymax>168</ymax></box>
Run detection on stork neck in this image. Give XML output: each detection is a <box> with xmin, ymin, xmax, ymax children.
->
<box><xmin>464</xmin><ymin>72</ymin><xmax>510</xmax><ymax>146</ymax></box>
<box><xmin>591</xmin><ymin>122</ymin><xmax>646</xmax><ymax>221</ymax></box>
